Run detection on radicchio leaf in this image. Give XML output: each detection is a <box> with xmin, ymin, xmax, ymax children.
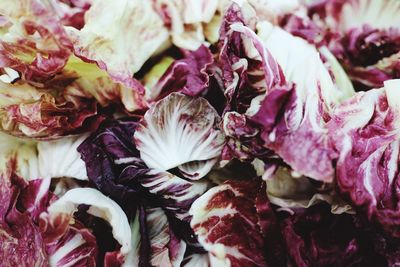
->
<box><xmin>146</xmin><ymin>206</ymin><xmax>186</xmax><ymax>267</ymax></box>
<box><xmin>40</xmin><ymin>218</ymin><xmax>98</xmax><ymax>267</ymax></box>
<box><xmin>282</xmin><ymin>0</ymin><xmax>400</xmax><ymax>90</ymax></box>
<box><xmin>251</xmin><ymin>21</ymin><xmax>341</xmax><ymax>182</ymax></box>
<box><xmin>190</xmin><ymin>179</ymin><xmax>285</xmax><ymax>266</ymax></box>
<box><xmin>63</xmin><ymin>56</ymin><xmax>148</xmax><ymax>113</ymax></box>
<box><xmin>0</xmin><ymin>132</ymin><xmax>39</xmax><ymax>180</ymax></box>
<box><xmin>66</xmin><ymin>0</ymin><xmax>169</xmax><ymax>85</ymax></box>
<box><xmin>0</xmin><ymin>160</ymin><xmax>49</xmax><ymax>266</ymax></box>
<box><xmin>152</xmin><ymin>0</ymin><xmax>218</xmax><ymax>50</ymax></box>
<box><xmin>328</xmin><ymin>79</ymin><xmax>400</xmax><ymax>238</ymax></box>
<box><xmin>212</xmin><ymin>4</ymin><xmax>284</xmax><ymax>177</ymax></box>
<box><xmin>0</xmin><ymin>132</ymin><xmax>90</xmax><ymax>183</ymax></box>
<box><xmin>78</xmin><ymin>119</ymin><xmax>147</xmax><ymax>210</ymax></box>
<box><xmin>49</xmin><ymin>0</ymin><xmax>91</xmax><ymax>29</ymax></box>
<box><xmin>217</xmin><ymin>4</ymin><xmax>284</xmax><ymax>114</ymax></box>
<box><xmin>150</xmin><ymin>45</ymin><xmax>214</xmax><ymax>101</ymax></box>
<box><xmin>0</xmin><ymin>0</ymin><xmax>72</xmax><ymax>83</ymax></box>
<box><xmin>0</xmin><ymin>80</ymin><xmax>99</xmax><ymax>139</ymax></box>
<box><xmin>45</xmin><ymin>187</ymin><xmax>132</xmax><ymax>264</ymax></box>
<box><xmin>0</xmin><ymin>158</ymin><xmax>98</xmax><ymax>266</ymax></box>
<box><xmin>37</xmin><ymin>134</ymin><xmax>89</xmax><ymax>180</ymax></box>
<box><xmin>134</xmin><ymin>93</ymin><xmax>224</xmax><ymax>180</ymax></box>
<box><xmin>140</xmin><ymin>170</ymin><xmax>209</xmax><ymax>222</ymax></box>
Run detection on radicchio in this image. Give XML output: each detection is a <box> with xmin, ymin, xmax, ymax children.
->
<box><xmin>0</xmin><ymin>132</ymin><xmax>39</xmax><ymax>180</ymax></box>
<box><xmin>215</xmin><ymin>4</ymin><xmax>284</xmax><ymax>176</ymax></box>
<box><xmin>329</xmin><ymin>79</ymin><xmax>400</xmax><ymax>238</ymax></box>
<box><xmin>281</xmin><ymin>0</ymin><xmax>400</xmax><ymax>90</ymax></box>
<box><xmin>78</xmin><ymin>117</ymin><xmax>211</xmax><ymax>265</ymax></box>
<box><xmin>62</xmin><ymin>56</ymin><xmax>148</xmax><ymax>113</ymax></box>
<box><xmin>251</xmin><ymin>20</ymin><xmax>344</xmax><ymax>182</ymax></box>
<box><xmin>152</xmin><ymin>0</ymin><xmax>218</xmax><ymax>50</ymax></box>
<box><xmin>217</xmin><ymin>4</ymin><xmax>284</xmax><ymax>114</ymax></box>
<box><xmin>0</xmin><ymin>159</ymin><xmax>98</xmax><ymax>266</ymax></box>
<box><xmin>145</xmin><ymin>206</ymin><xmax>186</xmax><ymax>266</ymax></box>
<box><xmin>190</xmin><ymin>177</ymin><xmax>395</xmax><ymax>266</ymax></box>
<box><xmin>49</xmin><ymin>0</ymin><xmax>91</xmax><ymax>29</ymax></box>
<box><xmin>190</xmin><ymin>179</ymin><xmax>285</xmax><ymax>266</ymax></box>
<box><xmin>45</xmin><ymin>187</ymin><xmax>132</xmax><ymax>263</ymax></box>
<box><xmin>150</xmin><ymin>45</ymin><xmax>214</xmax><ymax>101</ymax></box>
<box><xmin>0</xmin><ymin>0</ymin><xmax>72</xmax><ymax>83</ymax></box>
<box><xmin>66</xmin><ymin>0</ymin><xmax>169</xmax><ymax>86</ymax></box>
<box><xmin>37</xmin><ymin>134</ymin><xmax>89</xmax><ymax>180</ymax></box>
<box><xmin>0</xmin><ymin>132</ymin><xmax>89</xmax><ymax>182</ymax></box>
<box><xmin>0</xmin><ymin>79</ymin><xmax>99</xmax><ymax>138</ymax></box>
<box><xmin>134</xmin><ymin>92</ymin><xmax>224</xmax><ymax>180</ymax></box>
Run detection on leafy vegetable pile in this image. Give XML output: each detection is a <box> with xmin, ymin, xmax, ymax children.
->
<box><xmin>1</xmin><ymin>0</ymin><xmax>400</xmax><ymax>266</ymax></box>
